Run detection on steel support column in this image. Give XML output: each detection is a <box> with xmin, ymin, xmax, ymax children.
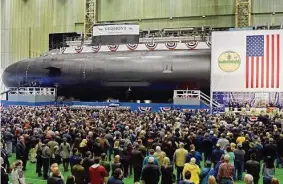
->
<box><xmin>84</xmin><ymin>0</ymin><xmax>96</xmax><ymax>40</ymax></box>
<box><xmin>235</xmin><ymin>0</ymin><xmax>251</xmax><ymax>28</ymax></box>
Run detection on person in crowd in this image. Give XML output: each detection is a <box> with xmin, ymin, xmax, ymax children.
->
<box><xmin>66</xmin><ymin>175</ymin><xmax>76</xmax><ymax>184</ymax></box>
<box><xmin>100</xmin><ymin>153</ymin><xmax>111</xmax><ymax>173</ymax></box>
<box><xmin>141</xmin><ymin>157</ymin><xmax>161</xmax><ymax>184</ymax></box>
<box><xmin>11</xmin><ymin>160</ymin><xmax>26</xmax><ymax>184</ymax></box>
<box><xmin>186</xmin><ymin>144</ymin><xmax>202</xmax><ymax>168</ymax></box>
<box><xmin>143</xmin><ymin>149</ymin><xmax>159</xmax><ymax>166</ymax></box>
<box><xmin>47</xmin><ymin>165</ymin><xmax>64</xmax><ymax>184</ymax></box>
<box><xmin>244</xmin><ymin>174</ymin><xmax>253</xmax><ymax>184</ymax></box>
<box><xmin>225</xmin><ymin>146</ymin><xmax>235</xmax><ymax>166</ymax></box>
<box><xmin>246</xmin><ymin>153</ymin><xmax>261</xmax><ymax>184</ymax></box>
<box><xmin>236</xmin><ymin>132</ymin><xmax>246</xmax><ymax>145</ymax></box>
<box><xmin>276</xmin><ymin>134</ymin><xmax>283</xmax><ymax>168</ymax></box>
<box><xmin>262</xmin><ymin>156</ymin><xmax>275</xmax><ymax>184</ymax></box>
<box><xmin>234</xmin><ymin>144</ymin><xmax>245</xmax><ymax>180</ymax></box>
<box><xmin>60</xmin><ymin>137</ymin><xmax>71</xmax><ymax>172</ymax></box>
<box><xmin>72</xmin><ymin>157</ymin><xmax>85</xmax><ymax>184</ymax></box>
<box><xmin>35</xmin><ymin>139</ymin><xmax>43</xmax><ymax>176</ymax></box>
<box><xmin>161</xmin><ymin>157</ymin><xmax>174</xmax><ymax>184</ymax></box>
<box><xmin>217</xmin><ymin>133</ymin><xmax>230</xmax><ymax>151</ymax></box>
<box><xmin>50</xmin><ymin>163</ymin><xmax>65</xmax><ymax>181</ymax></box>
<box><xmin>263</xmin><ymin>138</ymin><xmax>277</xmax><ymax>162</ymax></box>
<box><xmin>1</xmin><ymin>143</ymin><xmax>11</xmax><ymax>173</ymax></box>
<box><xmin>179</xmin><ymin>171</ymin><xmax>194</xmax><ymax>184</ymax></box>
<box><xmin>41</xmin><ymin>140</ymin><xmax>51</xmax><ymax>179</ymax></box>
<box><xmin>271</xmin><ymin>178</ymin><xmax>279</xmax><ymax>184</ymax></box>
<box><xmin>79</xmin><ymin>139</ymin><xmax>88</xmax><ymax>157</ymax></box>
<box><xmin>1</xmin><ymin>157</ymin><xmax>9</xmax><ymax>184</ymax></box>
<box><xmin>183</xmin><ymin>158</ymin><xmax>200</xmax><ymax>184</ymax></box>
<box><xmin>211</xmin><ymin>144</ymin><xmax>224</xmax><ymax>168</ymax></box>
<box><xmin>107</xmin><ymin>168</ymin><xmax>124</xmax><ymax>184</ymax></box>
<box><xmin>217</xmin><ymin>155</ymin><xmax>234</xmax><ymax>184</ymax></box>
<box><xmin>131</xmin><ymin>144</ymin><xmax>144</xmax><ymax>183</ymax></box>
<box><xmin>3</xmin><ymin>127</ymin><xmax>14</xmax><ymax>157</ymax></box>
<box><xmin>82</xmin><ymin>151</ymin><xmax>94</xmax><ymax>184</ymax></box>
<box><xmin>69</xmin><ymin>148</ymin><xmax>81</xmax><ymax>172</ymax></box>
<box><xmin>202</xmin><ymin>134</ymin><xmax>214</xmax><ymax>161</ymax></box>
<box><xmin>200</xmin><ymin>161</ymin><xmax>214</xmax><ymax>184</ymax></box>
<box><xmin>89</xmin><ymin>157</ymin><xmax>108</xmax><ymax>184</ymax></box>
<box><xmin>16</xmin><ymin>136</ymin><xmax>26</xmax><ymax>171</ymax></box>
<box><xmin>112</xmin><ymin>155</ymin><xmax>123</xmax><ymax>175</ymax></box>
<box><xmin>174</xmin><ymin>142</ymin><xmax>188</xmax><ymax>182</ymax></box>
<box><xmin>154</xmin><ymin>146</ymin><xmax>166</xmax><ymax>168</ymax></box>
<box><xmin>208</xmin><ymin>176</ymin><xmax>217</xmax><ymax>184</ymax></box>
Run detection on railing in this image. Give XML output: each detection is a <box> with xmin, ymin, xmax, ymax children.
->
<box><xmin>8</xmin><ymin>87</ymin><xmax>56</xmax><ymax>96</ymax></box>
<box><xmin>200</xmin><ymin>91</ymin><xmax>222</xmax><ymax>108</ymax></box>
<box><xmin>173</xmin><ymin>90</ymin><xmax>200</xmax><ymax>99</ymax></box>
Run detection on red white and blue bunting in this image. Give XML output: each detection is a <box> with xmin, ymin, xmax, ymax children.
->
<box><xmin>206</xmin><ymin>41</ymin><xmax>211</xmax><ymax>48</ymax></box>
<box><xmin>165</xmin><ymin>42</ymin><xmax>177</xmax><ymax>50</ymax></box>
<box><xmin>160</xmin><ymin>107</ymin><xmax>171</xmax><ymax>112</ymax></box>
<box><xmin>91</xmin><ymin>45</ymin><xmax>101</xmax><ymax>52</ymax></box>
<box><xmin>108</xmin><ymin>45</ymin><xmax>119</xmax><ymax>52</ymax></box>
<box><xmin>185</xmin><ymin>41</ymin><xmax>198</xmax><ymax>49</ymax></box>
<box><xmin>145</xmin><ymin>43</ymin><xmax>157</xmax><ymax>51</ymax></box>
<box><xmin>126</xmin><ymin>44</ymin><xmax>138</xmax><ymax>51</ymax></box>
<box><xmin>75</xmin><ymin>46</ymin><xmax>83</xmax><ymax>53</ymax></box>
<box><xmin>248</xmin><ymin>116</ymin><xmax>258</xmax><ymax>123</ymax></box>
<box><xmin>138</xmin><ymin>107</ymin><xmax>152</xmax><ymax>112</ymax></box>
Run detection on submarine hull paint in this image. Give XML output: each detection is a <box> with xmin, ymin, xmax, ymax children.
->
<box><xmin>2</xmin><ymin>50</ymin><xmax>211</xmax><ymax>91</ymax></box>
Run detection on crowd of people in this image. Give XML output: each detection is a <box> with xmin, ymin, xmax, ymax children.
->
<box><xmin>1</xmin><ymin>106</ymin><xmax>283</xmax><ymax>184</ymax></box>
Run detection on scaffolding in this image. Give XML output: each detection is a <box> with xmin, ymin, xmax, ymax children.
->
<box><xmin>84</xmin><ymin>0</ymin><xmax>97</xmax><ymax>40</ymax></box>
<box><xmin>235</xmin><ymin>0</ymin><xmax>251</xmax><ymax>28</ymax></box>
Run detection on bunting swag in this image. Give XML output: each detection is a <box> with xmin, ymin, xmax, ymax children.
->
<box><xmin>206</xmin><ymin>41</ymin><xmax>212</xmax><ymax>48</ymax></box>
<box><xmin>145</xmin><ymin>43</ymin><xmax>157</xmax><ymax>51</ymax></box>
<box><xmin>108</xmin><ymin>45</ymin><xmax>119</xmax><ymax>52</ymax></box>
<box><xmin>126</xmin><ymin>44</ymin><xmax>138</xmax><ymax>51</ymax></box>
<box><xmin>91</xmin><ymin>45</ymin><xmax>101</xmax><ymax>52</ymax></box>
<box><xmin>248</xmin><ymin>116</ymin><xmax>258</xmax><ymax>123</ymax></box>
<box><xmin>160</xmin><ymin>107</ymin><xmax>171</xmax><ymax>112</ymax></box>
<box><xmin>75</xmin><ymin>46</ymin><xmax>83</xmax><ymax>53</ymax></box>
<box><xmin>165</xmin><ymin>42</ymin><xmax>177</xmax><ymax>50</ymax></box>
<box><xmin>138</xmin><ymin>107</ymin><xmax>151</xmax><ymax>112</ymax></box>
<box><xmin>185</xmin><ymin>41</ymin><xmax>198</xmax><ymax>49</ymax></box>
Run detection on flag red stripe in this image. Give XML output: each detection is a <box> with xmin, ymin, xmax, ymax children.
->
<box><xmin>261</xmin><ymin>56</ymin><xmax>264</xmax><ymax>88</ymax></box>
<box><xmin>277</xmin><ymin>34</ymin><xmax>280</xmax><ymax>88</ymax></box>
<box><xmin>246</xmin><ymin>56</ymin><xmax>249</xmax><ymax>88</ymax></box>
<box><xmin>256</xmin><ymin>57</ymin><xmax>259</xmax><ymax>88</ymax></box>
<box><xmin>266</xmin><ymin>35</ymin><xmax>270</xmax><ymax>88</ymax></box>
<box><xmin>251</xmin><ymin>57</ymin><xmax>254</xmax><ymax>88</ymax></box>
<box><xmin>271</xmin><ymin>35</ymin><xmax>275</xmax><ymax>88</ymax></box>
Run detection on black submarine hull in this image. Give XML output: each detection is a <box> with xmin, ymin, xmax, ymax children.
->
<box><xmin>2</xmin><ymin>49</ymin><xmax>211</xmax><ymax>101</ymax></box>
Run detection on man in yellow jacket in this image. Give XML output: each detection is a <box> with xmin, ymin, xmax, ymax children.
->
<box><xmin>183</xmin><ymin>158</ymin><xmax>200</xmax><ymax>184</ymax></box>
<box><xmin>173</xmin><ymin>143</ymin><xmax>188</xmax><ymax>182</ymax></box>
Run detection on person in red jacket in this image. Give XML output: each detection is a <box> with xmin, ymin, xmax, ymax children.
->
<box><xmin>89</xmin><ymin>157</ymin><xmax>108</xmax><ymax>184</ymax></box>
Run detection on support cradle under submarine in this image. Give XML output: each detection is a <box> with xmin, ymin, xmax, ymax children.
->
<box><xmin>2</xmin><ymin>45</ymin><xmax>211</xmax><ymax>101</ymax></box>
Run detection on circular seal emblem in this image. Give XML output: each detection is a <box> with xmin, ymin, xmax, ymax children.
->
<box><xmin>218</xmin><ymin>51</ymin><xmax>241</xmax><ymax>72</ymax></box>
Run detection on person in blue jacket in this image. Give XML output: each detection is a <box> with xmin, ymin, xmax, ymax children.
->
<box><xmin>143</xmin><ymin>149</ymin><xmax>159</xmax><ymax>166</ymax></box>
<box><xmin>200</xmin><ymin>161</ymin><xmax>214</xmax><ymax>184</ymax></box>
<box><xmin>186</xmin><ymin>145</ymin><xmax>202</xmax><ymax>168</ymax></box>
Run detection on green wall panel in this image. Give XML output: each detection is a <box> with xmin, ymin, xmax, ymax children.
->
<box><xmin>252</xmin><ymin>0</ymin><xmax>283</xmax><ymax>13</ymax></box>
<box><xmin>4</xmin><ymin>0</ymin><xmax>84</xmax><ymax>63</ymax></box>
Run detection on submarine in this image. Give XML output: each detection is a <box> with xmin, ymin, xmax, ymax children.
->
<box><xmin>2</xmin><ymin>49</ymin><xmax>211</xmax><ymax>102</ymax></box>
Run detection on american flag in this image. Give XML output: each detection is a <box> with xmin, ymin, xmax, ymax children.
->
<box><xmin>246</xmin><ymin>34</ymin><xmax>280</xmax><ymax>88</ymax></box>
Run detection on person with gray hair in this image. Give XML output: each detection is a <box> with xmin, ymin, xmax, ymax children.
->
<box><xmin>217</xmin><ymin>155</ymin><xmax>235</xmax><ymax>184</ymax></box>
<box><xmin>141</xmin><ymin>157</ymin><xmax>161</xmax><ymax>184</ymax></box>
<box><xmin>244</xmin><ymin>174</ymin><xmax>253</xmax><ymax>184</ymax></box>
<box><xmin>234</xmin><ymin>143</ymin><xmax>245</xmax><ymax>180</ymax></box>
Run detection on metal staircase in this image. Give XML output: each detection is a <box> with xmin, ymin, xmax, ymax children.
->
<box><xmin>173</xmin><ymin>90</ymin><xmax>222</xmax><ymax>110</ymax></box>
<box><xmin>199</xmin><ymin>91</ymin><xmax>222</xmax><ymax>109</ymax></box>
